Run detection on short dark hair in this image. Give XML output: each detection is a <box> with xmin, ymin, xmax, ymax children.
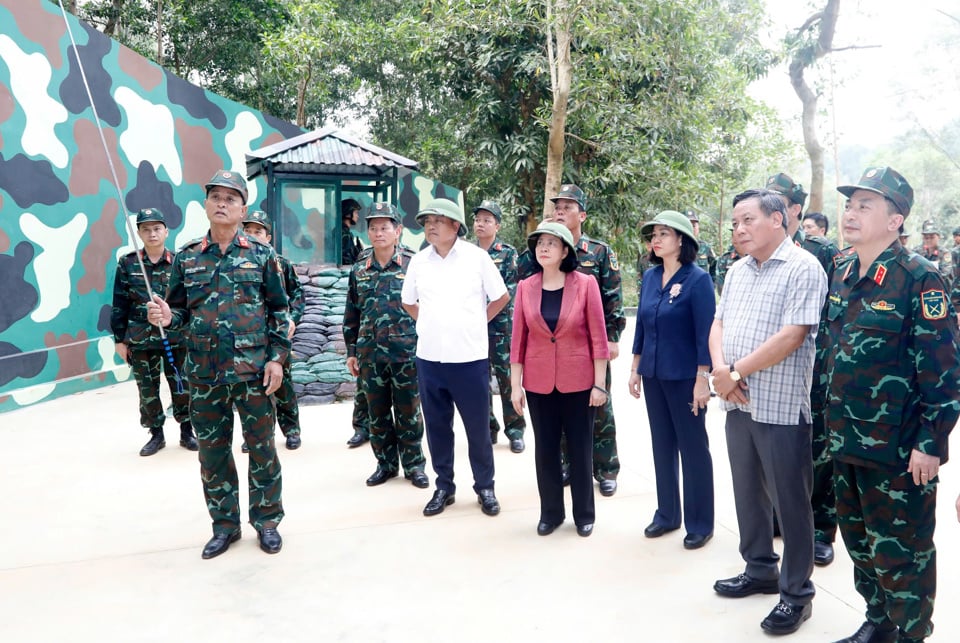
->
<box><xmin>802</xmin><ymin>211</ymin><xmax>829</xmax><ymax>234</ymax></box>
<box><xmin>733</xmin><ymin>189</ymin><xmax>787</xmax><ymax>231</ymax></box>
<box><xmin>529</xmin><ymin>247</ymin><xmax>579</xmax><ymax>273</ymax></box>
<box><xmin>647</xmin><ymin>232</ymin><xmax>699</xmax><ymax>266</ymax></box>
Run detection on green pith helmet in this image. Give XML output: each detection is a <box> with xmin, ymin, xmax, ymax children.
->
<box><xmin>640</xmin><ymin>210</ymin><xmax>700</xmax><ymax>251</ymax></box>
<box><xmin>242</xmin><ymin>210</ymin><xmax>272</xmax><ymax>233</ymax></box>
<box><xmin>472</xmin><ymin>199</ymin><xmax>503</xmax><ymax>223</ymax></box>
<box><xmin>766</xmin><ymin>172</ymin><xmax>807</xmax><ymax>207</ymax></box>
<box><xmin>837</xmin><ymin>166</ymin><xmax>914</xmax><ymax>217</ymax></box>
<box><xmin>549</xmin><ymin>184</ymin><xmax>586</xmax><ymax>211</ymax></box>
<box><xmin>204</xmin><ymin>169</ymin><xmax>248</xmax><ymax>202</ymax></box>
<box><xmin>527</xmin><ymin>220</ymin><xmax>576</xmax><ymax>255</ymax></box>
<box><xmin>135</xmin><ymin>207</ymin><xmax>166</xmax><ymax>227</ymax></box>
<box><xmin>365</xmin><ymin>202</ymin><xmax>401</xmax><ymax>224</ymax></box>
<box><xmin>416</xmin><ymin>198</ymin><xmax>467</xmax><ymax>237</ymax></box>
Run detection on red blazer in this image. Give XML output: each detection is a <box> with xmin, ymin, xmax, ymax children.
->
<box><xmin>510</xmin><ymin>271</ymin><xmax>610</xmax><ymax>394</ymax></box>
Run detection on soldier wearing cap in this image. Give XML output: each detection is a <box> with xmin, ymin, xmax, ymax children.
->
<box><xmin>147</xmin><ymin>169</ymin><xmax>290</xmax><ymax>559</ymax></box>
<box><xmin>822</xmin><ymin>167</ymin><xmax>959</xmax><ymax>643</ymax></box>
<box><xmin>111</xmin><ymin>207</ymin><xmax>197</xmax><ymax>456</ymax></box>
<box><xmin>344</xmin><ymin>203</ymin><xmax>428</xmax><ymax>489</ymax></box>
<box><xmin>713</xmin><ymin>242</ymin><xmax>741</xmax><ymax>297</ymax></box>
<box><xmin>684</xmin><ymin>209</ymin><xmax>717</xmax><ymax>280</ymax></box>
<box><xmin>472</xmin><ymin>199</ymin><xmax>527</xmax><ymax>453</ymax></box>
<box><xmin>241</xmin><ymin>210</ymin><xmax>304</xmax><ymax>451</ymax></box>
<box><xmin>401</xmin><ymin>198</ymin><xmax>510</xmax><ymax>518</ymax></box>
<box><xmin>914</xmin><ymin>219</ymin><xmax>952</xmax><ymax>287</ymax></box>
<box><xmin>766</xmin><ymin>172</ymin><xmax>840</xmax><ymax>275</ymax></box>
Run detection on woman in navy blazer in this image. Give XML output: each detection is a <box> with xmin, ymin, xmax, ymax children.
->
<box><xmin>511</xmin><ymin>222</ymin><xmax>609</xmax><ymax>537</ymax></box>
<box><xmin>628</xmin><ymin>210</ymin><xmax>716</xmax><ymax>549</ymax></box>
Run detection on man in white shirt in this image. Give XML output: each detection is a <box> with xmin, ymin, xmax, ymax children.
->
<box><xmin>402</xmin><ymin>198</ymin><xmax>510</xmax><ymax>518</ymax></box>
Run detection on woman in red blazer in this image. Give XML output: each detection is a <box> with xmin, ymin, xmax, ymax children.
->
<box><xmin>510</xmin><ymin>222</ymin><xmax>609</xmax><ymax>537</ymax></box>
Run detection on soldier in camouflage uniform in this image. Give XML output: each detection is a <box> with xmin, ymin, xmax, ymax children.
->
<box><xmin>821</xmin><ymin>167</ymin><xmax>959</xmax><ymax>643</ymax></box>
<box><xmin>242</xmin><ymin>211</ymin><xmax>305</xmax><ymax>451</ymax></box>
<box><xmin>713</xmin><ymin>243</ymin><xmax>741</xmax><ymax>296</ymax></box>
<box><xmin>147</xmin><ymin>170</ymin><xmax>290</xmax><ymax>559</ymax></box>
<box><xmin>685</xmin><ymin>210</ymin><xmax>716</xmax><ymax>281</ymax></box>
<box><xmin>520</xmin><ymin>185</ymin><xmax>625</xmax><ymax>496</ymax></box>
<box><xmin>111</xmin><ymin>207</ymin><xmax>197</xmax><ymax>456</ymax></box>
<box><xmin>914</xmin><ymin>219</ymin><xmax>952</xmax><ymax>288</ymax></box>
<box><xmin>472</xmin><ymin>199</ymin><xmax>526</xmax><ymax>453</ymax></box>
<box><xmin>344</xmin><ymin>203</ymin><xmax>428</xmax><ymax>489</ymax></box>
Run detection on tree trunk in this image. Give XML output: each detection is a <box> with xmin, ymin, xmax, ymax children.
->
<box><xmin>103</xmin><ymin>0</ymin><xmax>125</xmax><ymax>38</ymax></box>
<box><xmin>156</xmin><ymin>0</ymin><xmax>163</xmax><ymax>66</ymax></box>
<box><xmin>296</xmin><ymin>61</ymin><xmax>313</xmax><ymax>128</ymax></box>
<box><xmin>540</xmin><ymin>0</ymin><xmax>574</xmax><ymax>235</ymax></box>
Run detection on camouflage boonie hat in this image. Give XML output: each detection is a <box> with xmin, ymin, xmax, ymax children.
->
<box><xmin>765</xmin><ymin>173</ymin><xmax>808</xmax><ymax>206</ymax></box>
<box><xmin>920</xmin><ymin>219</ymin><xmax>939</xmax><ymax>235</ymax></box>
<box><xmin>365</xmin><ymin>202</ymin><xmax>401</xmax><ymax>224</ymax></box>
<box><xmin>135</xmin><ymin>207</ymin><xmax>166</xmax><ymax>226</ymax></box>
<box><xmin>242</xmin><ymin>210</ymin><xmax>272</xmax><ymax>233</ymax></box>
<box><xmin>549</xmin><ymin>184</ymin><xmax>587</xmax><ymax>211</ymax></box>
<box><xmin>684</xmin><ymin>209</ymin><xmax>700</xmax><ymax>223</ymax></box>
<box><xmin>472</xmin><ymin>199</ymin><xmax>503</xmax><ymax>222</ymax></box>
<box><xmin>205</xmin><ymin>169</ymin><xmax>248</xmax><ymax>202</ymax></box>
<box><xmin>416</xmin><ymin>198</ymin><xmax>467</xmax><ymax>237</ymax></box>
<box><xmin>837</xmin><ymin>167</ymin><xmax>913</xmax><ymax>217</ymax></box>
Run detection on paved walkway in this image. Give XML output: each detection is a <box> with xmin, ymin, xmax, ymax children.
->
<box><xmin>2</xmin><ymin>324</ymin><xmax>959</xmax><ymax>642</ymax></box>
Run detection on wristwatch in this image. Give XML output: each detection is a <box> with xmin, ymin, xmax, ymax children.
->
<box><xmin>729</xmin><ymin>363</ymin><xmax>742</xmax><ymax>382</ymax></box>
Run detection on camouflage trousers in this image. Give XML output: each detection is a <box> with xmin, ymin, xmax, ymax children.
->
<box><xmin>360</xmin><ymin>358</ymin><xmax>425</xmax><ymax>475</ymax></box>
<box><xmin>488</xmin><ymin>333</ymin><xmax>525</xmax><ymax>440</ymax></box>
<box><xmin>834</xmin><ymin>460</ymin><xmax>937</xmax><ymax>641</ymax></box>
<box><xmin>191</xmin><ymin>381</ymin><xmax>284</xmax><ymax>533</ymax></box>
<box><xmin>274</xmin><ymin>358</ymin><xmax>300</xmax><ymax>437</ymax></box>
<box><xmin>810</xmin><ymin>406</ymin><xmax>836</xmax><ymax>542</ymax></box>
<box><xmin>352</xmin><ymin>377</ymin><xmax>369</xmax><ymax>439</ymax></box>
<box><xmin>129</xmin><ymin>345</ymin><xmax>189</xmax><ymax>429</ymax></box>
<box><xmin>562</xmin><ymin>364</ymin><xmax>619</xmax><ymax>481</ymax></box>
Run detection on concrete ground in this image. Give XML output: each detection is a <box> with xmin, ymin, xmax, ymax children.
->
<box><xmin>2</xmin><ymin>322</ymin><xmax>959</xmax><ymax>642</ymax></box>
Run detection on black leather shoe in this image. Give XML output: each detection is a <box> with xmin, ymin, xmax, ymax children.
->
<box><xmin>366</xmin><ymin>468</ymin><xmax>398</xmax><ymax>486</ymax></box>
<box><xmin>510</xmin><ymin>437</ymin><xmax>525</xmax><ymax>453</ymax></box>
<box><xmin>683</xmin><ymin>532</ymin><xmax>713</xmax><ymax>550</ymax></box>
<box><xmin>576</xmin><ymin>523</ymin><xmax>594</xmax><ymax>537</ymax></box>
<box><xmin>241</xmin><ymin>442</ymin><xmax>249</xmax><ymax>453</ymax></box>
<box><xmin>423</xmin><ymin>489</ymin><xmax>455</xmax><ymax>516</ymax></box>
<box><xmin>139</xmin><ymin>432</ymin><xmax>165</xmax><ymax>457</ymax></box>
<box><xmin>406</xmin><ymin>470</ymin><xmax>429</xmax><ymax>489</ymax></box>
<box><xmin>490</xmin><ymin>432</ymin><xmax>499</xmax><ymax>445</ymax></box>
<box><xmin>346</xmin><ymin>431</ymin><xmax>369</xmax><ymax>448</ymax></box>
<box><xmin>561</xmin><ymin>464</ymin><xmax>571</xmax><ymax>486</ymax></box>
<box><xmin>537</xmin><ymin>520</ymin><xmax>561</xmax><ymax>536</ymax></box>
<box><xmin>714</xmin><ymin>573</ymin><xmax>780</xmax><ymax>598</ymax></box>
<box><xmin>831</xmin><ymin>621</ymin><xmax>898</xmax><ymax>643</ymax></box>
<box><xmin>179</xmin><ymin>422</ymin><xmax>198</xmax><ymax>451</ymax></box>
<box><xmin>814</xmin><ymin>541</ymin><xmax>835</xmax><ymax>566</ymax></box>
<box><xmin>285</xmin><ymin>433</ymin><xmax>301</xmax><ymax>450</ymax></box>
<box><xmin>644</xmin><ymin>522</ymin><xmax>679</xmax><ymax>538</ymax></box>
<box><xmin>201</xmin><ymin>530</ymin><xmax>241</xmax><ymax>559</ymax></box>
<box><xmin>257</xmin><ymin>527</ymin><xmax>282</xmax><ymax>554</ymax></box>
<box><xmin>761</xmin><ymin>601</ymin><xmax>812</xmax><ymax>635</ymax></box>
<box><xmin>477</xmin><ymin>489</ymin><xmax>500</xmax><ymax>516</ymax></box>
<box><xmin>598</xmin><ymin>479</ymin><xmax>617</xmax><ymax>497</ymax></box>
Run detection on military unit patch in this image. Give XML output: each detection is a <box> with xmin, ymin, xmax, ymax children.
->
<box><xmin>920</xmin><ymin>289</ymin><xmax>947</xmax><ymax>320</ymax></box>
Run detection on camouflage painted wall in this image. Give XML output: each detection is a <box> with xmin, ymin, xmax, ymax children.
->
<box><xmin>0</xmin><ymin>1</ymin><xmax>457</xmax><ymax>413</ymax></box>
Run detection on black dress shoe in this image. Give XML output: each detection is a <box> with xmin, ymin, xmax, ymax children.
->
<box><xmin>598</xmin><ymin>479</ymin><xmax>617</xmax><ymax>497</ymax></box>
<box><xmin>509</xmin><ymin>437</ymin><xmax>525</xmax><ymax>453</ymax></box>
<box><xmin>285</xmin><ymin>433</ymin><xmax>301</xmax><ymax>450</ymax></box>
<box><xmin>201</xmin><ymin>530</ymin><xmax>241</xmax><ymax>559</ymax></box>
<box><xmin>683</xmin><ymin>532</ymin><xmax>713</xmax><ymax>549</ymax></box>
<box><xmin>406</xmin><ymin>470</ymin><xmax>430</xmax><ymax>489</ymax></box>
<box><xmin>423</xmin><ymin>489</ymin><xmax>455</xmax><ymax>516</ymax></box>
<box><xmin>477</xmin><ymin>489</ymin><xmax>500</xmax><ymax>516</ymax></box>
<box><xmin>576</xmin><ymin>523</ymin><xmax>594</xmax><ymax>537</ymax></box>
<box><xmin>179</xmin><ymin>422</ymin><xmax>199</xmax><ymax>451</ymax></box>
<box><xmin>714</xmin><ymin>573</ymin><xmax>780</xmax><ymax>598</ymax></box>
<box><xmin>140</xmin><ymin>431</ymin><xmax>165</xmax><ymax>457</ymax></box>
<box><xmin>644</xmin><ymin>522</ymin><xmax>679</xmax><ymax>538</ymax></box>
<box><xmin>561</xmin><ymin>464</ymin><xmax>571</xmax><ymax>487</ymax></box>
<box><xmin>814</xmin><ymin>541</ymin><xmax>835</xmax><ymax>566</ymax></box>
<box><xmin>257</xmin><ymin>527</ymin><xmax>282</xmax><ymax>554</ymax></box>
<box><xmin>760</xmin><ymin>601</ymin><xmax>812</xmax><ymax>635</ymax></box>
<box><xmin>346</xmin><ymin>431</ymin><xmax>369</xmax><ymax>448</ymax></box>
<box><xmin>490</xmin><ymin>432</ymin><xmax>499</xmax><ymax>445</ymax></box>
<box><xmin>831</xmin><ymin>621</ymin><xmax>898</xmax><ymax>643</ymax></box>
<box><xmin>537</xmin><ymin>520</ymin><xmax>561</xmax><ymax>536</ymax></box>
<box><xmin>366</xmin><ymin>468</ymin><xmax>398</xmax><ymax>486</ymax></box>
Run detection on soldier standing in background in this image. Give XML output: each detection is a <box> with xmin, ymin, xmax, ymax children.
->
<box><xmin>344</xmin><ymin>203</ymin><xmax>428</xmax><ymax>489</ymax></box>
<box><xmin>915</xmin><ymin>219</ymin><xmax>953</xmax><ymax>288</ymax></box>
<box><xmin>635</xmin><ymin>239</ymin><xmax>653</xmax><ymax>294</ymax></box>
<box><xmin>823</xmin><ymin>167</ymin><xmax>959</xmax><ymax>643</ymax></box>
<box><xmin>713</xmin><ymin>242</ymin><xmax>741</xmax><ymax>297</ymax></box>
<box><xmin>242</xmin><ymin>210</ymin><xmax>304</xmax><ymax>451</ymax></box>
<box><xmin>473</xmin><ymin>199</ymin><xmax>526</xmax><ymax>453</ymax></box>
<box><xmin>111</xmin><ymin>207</ymin><xmax>197</xmax><ymax>456</ymax></box>
<box><xmin>342</xmin><ymin>197</ymin><xmax>371</xmax><ymax>450</ymax></box>
<box><xmin>685</xmin><ymin>210</ymin><xmax>716</xmax><ymax>281</ymax></box>
<box><xmin>147</xmin><ymin>170</ymin><xmax>290</xmax><ymax>559</ymax></box>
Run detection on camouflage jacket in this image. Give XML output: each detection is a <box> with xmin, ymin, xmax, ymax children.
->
<box><xmin>713</xmin><ymin>245</ymin><xmax>741</xmax><ymax>296</ymax></box>
<box><xmin>482</xmin><ymin>237</ymin><xmax>518</xmax><ymax>336</ymax></box>
<box><xmin>819</xmin><ymin>241</ymin><xmax>960</xmax><ymax>469</ymax></box>
<box><xmin>695</xmin><ymin>239</ymin><xmax>717</xmax><ymax>279</ymax></box>
<box><xmin>111</xmin><ymin>248</ymin><xmax>181</xmax><ymax>349</ymax></box>
<box><xmin>279</xmin><ymin>255</ymin><xmax>305</xmax><ymax>325</ymax></box>
<box><xmin>636</xmin><ymin>248</ymin><xmax>653</xmax><ymax>292</ymax></box>
<box><xmin>913</xmin><ymin>244</ymin><xmax>952</xmax><ymax>288</ymax></box>
<box><xmin>165</xmin><ymin>231</ymin><xmax>290</xmax><ymax>384</ymax></box>
<box><xmin>341</xmin><ymin>223</ymin><xmax>363</xmax><ymax>265</ymax></box>
<box><xmin>799</xmin><ymin>232</ymin><xmax>841</xmax><ymax>277</ymax></box>
<box><xmin>344</xmin><ymin>245</ymin><xmax>417</xmax><ymax>363</ymax></box>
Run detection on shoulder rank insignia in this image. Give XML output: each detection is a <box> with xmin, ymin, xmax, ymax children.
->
<box><xmin>921</xmin><ymin>289</ymin><xmax>947</xmax><ymax>320</ymax></box>
<box><xmin>873</xmin><ymin>264</ymin><xmax>887</xmax><ymax>286</ymax></box>
<box><xmin>870</xmin><ymin>300</ymin><xmax>895</xmax><ymax>312</ymax></box>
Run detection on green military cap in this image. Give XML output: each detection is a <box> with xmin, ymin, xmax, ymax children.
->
<box><xmin>765</xmin><ymin>173</ymin><xmax>808</xmax><ymax>206</ymax></box>
<box><xmin>416</xmin><ymin>198</ymin><xmax>467</xmax><ymax>237</ymax></box>
<box><xmin>242</xmin><ymin>210</ymin><xmax>272</xmax><ymax>233</ymax></box>
<box><xmin>921</xmin><ymin>219</ymin><xmax>939</xmax><ymax>235</ymax></box>
<box><xmin>365</xmin><ymin>202</ymin><xmax>401</xmax><ymax>224</ymax></box>
<box><xmin>549</xmin><ymin>184</ymin><xmax>587</xmax><ymax>211</ymax></box>
<box><xmin>472</xmin><ymin>199</ymin><xmax>503</xmax><ymax>222</ymax></box>
<box><xmin>527</xmin><ymin>221</ymin><xmax>577</xmax><ymax>255</ymax></box>
<box><xmin>640</xmin><ymin>210</ymin><xmax>700</xmax><ymax>251</ymax></box>
<box><xmin>135</xmin><ymin>207</ymin><xmax>166</xmax><ymax>226</ymax></box>
<box><xmin>952</xmin><ymin>227</ymin><xmax>960</xmax><ymax>236</ymax></box>
<box><xmin>205</xmin><ymin>169</ymin><xmax>248</xmax><ymax>202</ymax></box>
<box><xmin>837</xmin><ymin>166</ymin><xmax>913</xmax><ymax>217</ymax></box>
<box><xmin>684</xmin><ymin>209</ymin><xmax>700</xmax><ymax>223</ymax></box>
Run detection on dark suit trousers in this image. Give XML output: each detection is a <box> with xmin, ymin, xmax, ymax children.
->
<box><xmin>527</xmin><ymin>388</ymin><xmax>596</xmax><ymax>527</ymax></box>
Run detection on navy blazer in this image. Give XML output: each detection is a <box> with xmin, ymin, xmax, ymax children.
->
<box><xmin>632</xmin><ymin>262</ymin><xmax>714</xmax><ymax>380</ymax></box>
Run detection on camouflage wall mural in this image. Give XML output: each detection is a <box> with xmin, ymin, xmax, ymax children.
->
<box><xmin>0</xmin><ymin>1</ymin><xmax>457</xmax><ymax>414</ymax></box>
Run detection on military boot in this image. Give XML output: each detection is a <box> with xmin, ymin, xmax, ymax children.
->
<box><xmin>140</xmin><ymin>428</ymin><xmax>165</xmax><ymax>456</ymax></box>
<box><xmin>179</xmin><ymin>421</ymin><xmax>198</xmax><ymax>451</ymax></box>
